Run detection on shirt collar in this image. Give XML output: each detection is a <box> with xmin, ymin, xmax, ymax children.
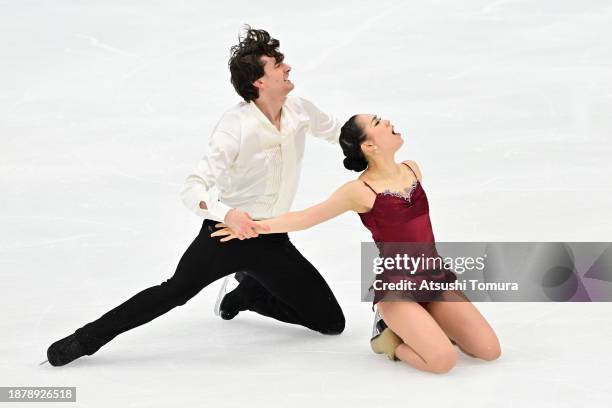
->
<box><xmin>248</xmin><ymin>100</ymin><xmax>285</xmax><ymax>133</ymax></box>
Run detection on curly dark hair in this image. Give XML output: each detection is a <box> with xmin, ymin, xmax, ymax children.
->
<box><xmin>228</xmin><ymin>25</ymin><xmax>284</xmax><ymax>102</ymax></box>
<box><xmin>339</xmin><ymin>115</ymin><xmax>369</xmax><ymax>172</ymax></box>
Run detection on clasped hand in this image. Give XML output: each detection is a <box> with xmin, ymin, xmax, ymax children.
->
<box><xmin>211</xmin><ymin>222</ymin><xmax>269</xmax><ymax>242</ymax></box>
<box><xmin>211</xmin><ymin>209</ymin><xmax>270</xmax><ymax>241</ymax></box>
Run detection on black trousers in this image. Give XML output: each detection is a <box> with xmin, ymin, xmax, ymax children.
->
<box><xmin>75</xmin><ymin>219</ymin><xmax>345</xmax><ymax>354</ymax></box>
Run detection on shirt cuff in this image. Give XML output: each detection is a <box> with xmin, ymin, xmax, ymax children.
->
<box><xmin>208</xmin><ymin>199</ymin><xmax>233</xmax><ymax>223</ymax></box>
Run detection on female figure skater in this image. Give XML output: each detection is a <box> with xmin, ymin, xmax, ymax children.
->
<box><xmin>211</xmin><ymin>114</ymin><xmax>501</xmax><ymax>374</ymax></box>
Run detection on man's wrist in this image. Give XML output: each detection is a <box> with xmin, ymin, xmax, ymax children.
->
<box><xmin>209</xmin><ymin>201</ymin><xmax>233</xmax><ymax>223</ymax></box>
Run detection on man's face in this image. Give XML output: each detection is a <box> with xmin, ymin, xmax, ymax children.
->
<box><xmin>253</xmin><ymin>55</ymin><xmax>294</xmax><ymax>98</ymax></box>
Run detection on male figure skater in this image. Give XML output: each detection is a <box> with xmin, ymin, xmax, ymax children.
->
<box><xmin>46</xmin><ymin>26</ymin><xmax>345</xmax><ymax>366</ymax></box>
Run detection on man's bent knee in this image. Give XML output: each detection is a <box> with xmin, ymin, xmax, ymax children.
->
<box><xmin>317</xmin><ymin>313</ymin><xmax>346</xmax><ymax>335</ymax></box>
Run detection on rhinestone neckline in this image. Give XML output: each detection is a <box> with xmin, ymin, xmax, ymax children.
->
<box><xmin>380</xmin><ymin>180</ymin><xmax>419</xmax><ymax>203</ymax></box>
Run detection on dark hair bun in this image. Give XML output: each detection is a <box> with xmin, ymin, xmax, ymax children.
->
<box><xmin>343</xmin><ymin>156</ymin><xmax>368</xmax><ymax>172</ymax></box>
<box><xmin>339</xmin><ymin>115</ymin><xmax>369</xmax><ymax>172</ymax></box>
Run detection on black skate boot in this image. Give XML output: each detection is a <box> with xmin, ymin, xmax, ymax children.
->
<box><xmin>46</xmin><ymin>333</ymin><xmax>89</xmax><ymax>367</ymax></box>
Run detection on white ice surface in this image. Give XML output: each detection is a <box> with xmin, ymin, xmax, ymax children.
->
<box><xmin>1</xmin><ymin>0</ymin><xmax>611</xmax><ymax>407</ymax></box>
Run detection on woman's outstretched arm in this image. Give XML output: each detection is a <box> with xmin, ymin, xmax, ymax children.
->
<box><xmin>211</xmin><ymin>181</ymin><xmax>366</xmax><ymax>241</ymax></box>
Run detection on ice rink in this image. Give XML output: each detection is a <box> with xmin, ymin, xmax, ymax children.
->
<box><xmin>2</xmin><ymin>0</ymin><xmax>611</xmax><ymax>406</ymax></box>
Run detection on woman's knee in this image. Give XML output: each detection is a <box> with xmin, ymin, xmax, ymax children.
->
<box><xmin>476</xmin><ymin>341</ymin><xmax>502</xmax><ymax>361</ymax></box>
<box><xmin>427</xmin><ymin>348</ymin><xmax>458</xmax><ymax>374</ymax></box>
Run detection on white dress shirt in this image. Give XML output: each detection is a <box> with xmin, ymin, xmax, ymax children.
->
<box><xmin>180</xmin><ymin>96</ymin><xmax>340</xmax><ymax>221</ymax></box>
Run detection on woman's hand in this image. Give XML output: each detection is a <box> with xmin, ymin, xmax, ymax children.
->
<box><xmin>211</xmin><ymin>225</ymin><xmax>238</xmax><ymax>242</ymax></box>
<box><xmin>223</xmin><ymin>209</ymin><xmax>261</xmax><ymax>239</ymax></box>
<box><xmin>211</xmin><ymin>222</ymin><xmax>270</xmax><ymax>242</ymax></box>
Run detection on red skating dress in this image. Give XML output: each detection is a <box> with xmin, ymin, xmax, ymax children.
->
<box><xmin>358</xmin><ymin>162</ymin><xmax>458</xmax><ymax>308</ymax></box>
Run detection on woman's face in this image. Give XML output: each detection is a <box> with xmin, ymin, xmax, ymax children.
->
<box><xmin>357</xmin><ymin>114</ymin><xmax>404</xmax><ymax>155</ymax></box>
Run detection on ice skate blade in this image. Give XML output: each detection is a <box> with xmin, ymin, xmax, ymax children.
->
<box><xmin>213</xmin><ymin>276</ymin><xmax>230</xmax><ymax>316</ymax></box>
<box><xmin>39</xmin><ymin>359</ymin><xmax>49</xmax><ymax>365</ymax></box>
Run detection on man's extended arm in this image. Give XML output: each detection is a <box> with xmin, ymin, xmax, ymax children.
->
<box><xmin>180</xmin><ymin>112</ymin><xmax>264</xmax><ymax>239</ymax></box>
<box><xmin>299</xmin><ymin>97</ymin><xmax>341</xmax><ymax>144</ymax></box>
